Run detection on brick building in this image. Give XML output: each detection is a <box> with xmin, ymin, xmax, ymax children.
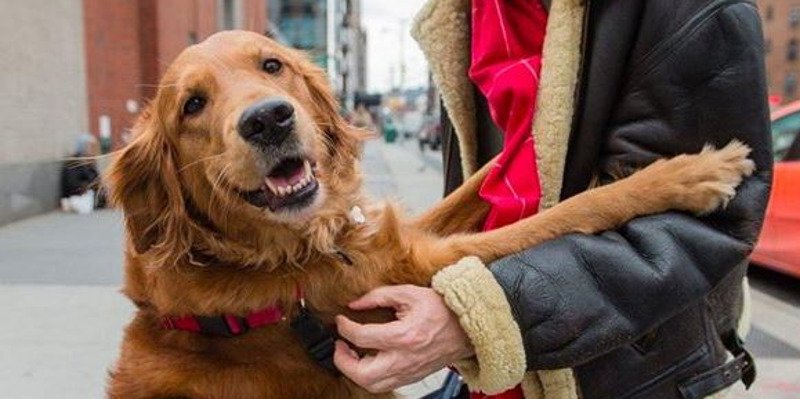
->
<box><xmin>84</xmin><ymin>0</ymin><xmax>268</xmax><ymax>149</ymax></box>
<box><xmin>759</xmin><ymin>0</ymin><xmax>800</xmax><ymax>105</ymax></box>
<box><xmin>0</xmin><ymin>0</ymin><xmax>268</xmax><ymax>225</ymax></box>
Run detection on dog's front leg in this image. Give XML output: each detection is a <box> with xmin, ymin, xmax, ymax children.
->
<box><xmin>410</xmin><ymin>156</ymin><xmax>497</xmax><ymax>235</ymax></box>
<box><xmin>418</xmin><ymin>142</ymin><xmax>754</xmax><ymax>268</ymax></box>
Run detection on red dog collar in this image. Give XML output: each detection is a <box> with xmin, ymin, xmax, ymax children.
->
<box><xmin>161</xmin><ymin>285</ymin><xmax>305</xmax><ymax>337</ymax></box>
<box><xmin>161</xmin><ymin>306</ymin><xmax>284</xmax><ymax>337</ymax></box>
<box><xmin>160</xmin><ymin>285</ymin><xmax>339</xmax><ymax>375</ymax></box>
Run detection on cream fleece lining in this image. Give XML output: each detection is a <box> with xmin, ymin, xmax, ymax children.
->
<box><xmin>414</xmin><ymin>0</ymin><xmax>584</xmax><ymax>397</ymax></box>
<box><xmin>431</xmin><ymin>257</ymin><xmax>526</xmax><ymax>394</ymax></box>
<box><xmin>411</xmin><ymin>0</ymin><xmax>478</xmax><ymax>176</ymax></box>
<box><xmin>532</xmin><ymin>0</ymin><xmax>586</xmax><ymax>212</ymax></box>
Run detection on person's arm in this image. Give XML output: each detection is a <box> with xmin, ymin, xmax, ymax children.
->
<box><xmin>334</xmin><ymin>2</ymin><xmax>771</xmax><ymax>394</ymax></box>
<box><xmin>456</xmin><ymin>1</ymin><xmax>772</xmax><ymax>371</ymax></box>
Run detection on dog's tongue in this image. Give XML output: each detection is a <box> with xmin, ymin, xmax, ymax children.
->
<box><xmin>266</xmin><ymin>164</ymin><xmax>305</xmax><ymax>188</ymax></box>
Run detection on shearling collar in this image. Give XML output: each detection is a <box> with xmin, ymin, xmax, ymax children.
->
<box><xmin>412</xmin><ymin>1</ymin><xmax>587</xmax><ymax>398</ymax></box>
<box><xmin>412</xmin><ymin>0</ymin><xmax>585</xmax><ymax>211</ymax></box>
<box><xmin>411</xmin><ymin>0</ymin><xmax>477</xmax><ymax>176</ymax></box>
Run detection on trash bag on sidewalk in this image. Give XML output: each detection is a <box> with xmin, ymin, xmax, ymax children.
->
<box><xmin>62</xmin><ymin>189</ymin><xmax>96</xmax><ymax>215</ymax></box>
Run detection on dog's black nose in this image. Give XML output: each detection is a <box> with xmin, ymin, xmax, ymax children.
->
<box><xmin>238</xmin><ymin>98</ymin><xmax>295</xmax><ymax>146</ymax></box>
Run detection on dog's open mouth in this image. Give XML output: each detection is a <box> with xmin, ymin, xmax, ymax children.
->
<box><xmin>241</xmin><ymin>157</ymin><xmax>319</xmax><ymax>212</ymax></box>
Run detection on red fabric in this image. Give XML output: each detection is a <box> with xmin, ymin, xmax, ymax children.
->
<box><xmin>470</xmin><ymin>0</ymin><xmax>547</xmax><ymax>230</ymax></box>
<box><xmin>162</xmin><ymin>305</ymin><xmax>284</xmax><ymax>334</ymax></box>
<box><xmin>163</xmin><ymin>284</ymin><xmax>302</xmax><ymax>335</ymax></box>
<box><xmin>468</xmin><ymin>0</ymin><xmax>548</xmax><ymax>398</ymax></box>
<box><xmin>245</xmin><ymin>306</ymin><xmax>284</xmax><ymax>327</ymax></box>
<box><xmin>162</xmin><ymin>314</ymin><xmax>202</xmax><ymax>332</ymax></box>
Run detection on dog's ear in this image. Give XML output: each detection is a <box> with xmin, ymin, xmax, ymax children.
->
<box><xmin>106</xmin><ymin>106</ymin><xmax>191</xmax><ymax>261</ymax></box>
<box><xmin>300</xmin><ymin>59</ymin><xmax>370</xmax><ymax>168</ymax></box>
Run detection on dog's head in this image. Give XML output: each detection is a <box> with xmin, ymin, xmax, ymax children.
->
<box><xmin>107</xmin><ymin>31</ymin><xmax>366</xmax><ymax>265</ymax></box>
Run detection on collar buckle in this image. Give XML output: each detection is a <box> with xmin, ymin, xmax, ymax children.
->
<box><xmin>195</xmin><ymin>314</ymin><xmax>249</xmax><ymax>337</ymax></box>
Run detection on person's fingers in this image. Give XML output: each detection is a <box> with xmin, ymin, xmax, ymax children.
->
<box><xmin>333</xmin><ymin>340</ymin><xmax>361</xmax><ymax>376</ymax></box>
<box><xmin>348</xmin><ymin>285</ymin><xmax>418</xmax><ymax>310</ymax></box>
<box><xmin>353</xmin><ymin>351</ymin><xmax>405</xmax><ymax>393</ymax></box>
<box><xmin>359</xmin><ymin>352</ymin><xmax>427</xmax><ymax>393</ymax></box>
<box><xmin>335</xmin><ymin>339</ymin><xmax>431</xmax><ymax>393</ymax></box>
<box><xmin>366</xmin><ymin>376</ymin><xmax>404</xmax><ymax>394</ymax></box>
<box><xmin>334</xmin><ymin>340</ymin><xmax>395</xmax><ymax>391</ymax></box>
<box><xmin>335</xmin><ymin>315</ymin><xmax>404</xmax><ymax>349</ymax></box>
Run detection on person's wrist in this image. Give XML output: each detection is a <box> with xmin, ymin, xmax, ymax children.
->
<box><xmin>432</xmin><ymin>257</ymin><xmax>527</xmax><ymax>393</ymax></box>
<box><xmin>436</xmin><ymin>292</ymin><xmax>475</xmax><ymax>362</ymax></box>
<box><xmin>457</xmin><ymin>341</ymin><xmax>475</xmax><ymax>361</ymax></box>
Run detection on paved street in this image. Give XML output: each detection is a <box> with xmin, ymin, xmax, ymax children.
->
<box><xmin>0</xmin><ymin>139</ymin><xmax>798</xmax><ymax>398</ymax></box>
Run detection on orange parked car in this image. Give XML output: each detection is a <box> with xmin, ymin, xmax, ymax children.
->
<box><xmin>750</xmin><ymin>101</ymin><xmax>800</xmax><ymax>278</ymax></box>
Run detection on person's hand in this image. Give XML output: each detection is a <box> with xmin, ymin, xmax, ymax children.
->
<box><xmin>333</xmin><ymin>285</ymin><xmax>474</xmax><ymax>393</ymax></box>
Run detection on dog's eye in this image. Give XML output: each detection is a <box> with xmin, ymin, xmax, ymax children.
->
<box><xmin>262</xmin><ymin>58</ymin><xmax>283</xmax><ymax>74</ymax></box>
<box><xmin>183</xmin><ymin>96</ymin><xmax>207</xmax><ymax>116</ymax></box>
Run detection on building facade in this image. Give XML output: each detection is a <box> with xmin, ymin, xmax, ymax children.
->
<box><xmin>0</xmin><ymin>0</ymin><xmax>268</xmax><ymax>225</ymax></box>
<box><xmin>84</xmin><ymin>0</ymin><xmax>268</xmax><ymax>149</ymax></box>
<box><xmin>338</xmin><ymin>0</ymin><xmax>369</xmax><ymax>110</ymax></box>
<box><xmin>0</xmin><ymin>0</ymin><xmax>89</xmax><ymax>225</ymax></box>
<box><xmin>759</xmin><ymin>0</ymin><xmax>800</xmax><ymax>105</ymax></box>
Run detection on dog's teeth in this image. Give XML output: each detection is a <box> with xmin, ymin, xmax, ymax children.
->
<box><xmin>304</xmin><ymin>161</ymin><xmax>312</xmax><ymax>178</ymax></box>
<box><xmin>278</xmin><ymin>186</ymin><xmax>287</xmax><ymax>196</ymax></box>
<box><xmin>264</xmin><ymin>179</ymin><xmax>278</xmax><ymax>194</ymax></box>
<box><xmin>286</xmin><ymin>185</ymin><xmax>295</xmax><ymax>195</ymax></box>
<box><xmin>294</xmin><ymin>183</ymin><xmax>303</xmax><ymax>191</ymax></box>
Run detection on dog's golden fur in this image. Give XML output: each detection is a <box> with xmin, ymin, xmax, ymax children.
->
<box><xmin>106</xmin><ymin>31</ymin><xmax>754</xmax><ymax>399</ymax></box>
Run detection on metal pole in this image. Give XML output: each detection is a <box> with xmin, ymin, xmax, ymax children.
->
<box><xmin>326</xmin><ymin>0</ymin><xmax>336</xmax><ymax>84</ymax></box>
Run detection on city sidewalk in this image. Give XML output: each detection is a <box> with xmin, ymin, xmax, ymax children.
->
<box><xmin>0</xmin><ymin>139</ymin><xmax>798</xmax><ymax>398</ymax></box>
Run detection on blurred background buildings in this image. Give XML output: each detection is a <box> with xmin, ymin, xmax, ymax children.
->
<box><xmin>760</xmin><ymin>0</ymin><xmax>800</xmax><ymax>106</ymax></box>
<box><xmin>269</xmin><ymin>0</ymin><xmax>368</xmax><ymax>110</ymax></box>
<box><xmin>0</xmin><ymin>0</ymin><xmax>367</xmax><ymax>225</ymax></box>
<box><xmin>2</xmin><ymin>0</ymin><xmax>793</xmax><ymax>226</ymax></box>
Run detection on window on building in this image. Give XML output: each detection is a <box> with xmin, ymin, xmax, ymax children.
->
<box><xmin>789</xmin><ymin>39</ymin><xmax>799</xmax><ymax>61</ymax></box>
<box><xmin>784</xmin><ymin>72</ymin><xmax>798</xmax><ymax>99</ymax></box>
<box><xmin>766</xmin><ymin>5</ymin><xmax>773</xmax><ymax>21</ymax></box>
<box><xmin>791</xmin><ymin>7</ymin><xmax>800</xmax><ymax>27</ymax></box>
<box><xmin>188</xmin><ymin>31</ymin><xmax>198</xmax><ymax>45</ymax></box>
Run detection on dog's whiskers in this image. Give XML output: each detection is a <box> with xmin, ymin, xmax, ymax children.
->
<box><xmin>179</xmin><ymin>154</ymin><xmax>226</xmax><ymax>173</ymax></box>
<box><xmin>207</xmin><ymin>163</ymin><xmax>236</xmax><ymax>230</ymax></box>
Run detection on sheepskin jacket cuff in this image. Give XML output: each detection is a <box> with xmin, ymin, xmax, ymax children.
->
<box><xmin>431</xmin><ymin>256</ymin><xmax>526</xmax><ymax>394</ymax></box>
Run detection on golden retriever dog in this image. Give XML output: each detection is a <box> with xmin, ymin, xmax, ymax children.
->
<box><xmin>105</xmin><ymin>31</ymin><xmax>754</xmax><ymax>398</ymax></box>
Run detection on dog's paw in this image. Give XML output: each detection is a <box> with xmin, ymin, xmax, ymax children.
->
<box><xmin>669</xmin><ymin>140</ymin><xmax>755</xmax><ymax>215</ymax></box>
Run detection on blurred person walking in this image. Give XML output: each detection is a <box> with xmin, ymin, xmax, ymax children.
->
<box><xmin>60</xmin><ymin>133</ymin><xmax>101</xmax><ymax>214</ymax></box>
<box><xmin>334</xmin><ymin>1</ymin><xmax>772</xmax><ymax>399</ymax></box>
<box><xmin>351</xmin><ymin>104</ymin><xmax>376</xmax><ymax>131</ymax></box>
